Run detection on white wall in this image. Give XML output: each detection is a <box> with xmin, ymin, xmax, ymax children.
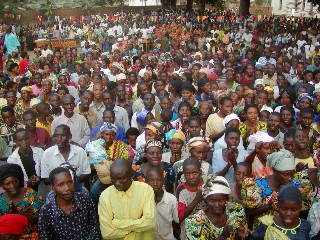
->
<box><xmin>271</xmin><ymin>0</ymin><xmax>320</xmax><ymax>17</ymax></box>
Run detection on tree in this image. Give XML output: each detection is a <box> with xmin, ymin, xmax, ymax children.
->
<box><xmin>239</xmin><ymin>0</ymin><xmax>250</xmax><ymax>16</ymax></box>
<box><xmin>185</xmin><ymin>0</ymin><xmax>225</xmax><ymax>14</ymax></box>
<box><xmin>308</xmin><ymin>0</ymin><xmax>320</xmax><ymax>11</ymax></box>
<box><xmin>37</xmin><ymin>0</ymin><xmax>56</xmax><ymax>18</ymax></box>
<box><xmin>0</xmin><ymin>0</ymin><xmax>27</xmax><ymax>16</ymax></box>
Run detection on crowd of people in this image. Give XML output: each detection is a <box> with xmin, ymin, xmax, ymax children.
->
<box><xmin>0</xmin><ymin>8</ymin><xmax>320</xmax><ymax>240</ymax></box>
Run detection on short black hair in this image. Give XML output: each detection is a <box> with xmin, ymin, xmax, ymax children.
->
<box><xmin>55</xmin><ymin>124</ymin><xmax>71</xmax><ymax>136</ymax></box>
<box><xmin>235</xmin><ymin>162</ymin><xmax>252</xmax><ymax>172</ymax></box>
<box><xmin>280</xmin><ymin>106</ymin><xmax>295</xmax><ymax>116</ymax></box>
<box><xmin>244</xmin><ymin>104</ymin><xmax>259</xmax><ymax>113</ymax></box>
<box><xmin>219</xmin><ymin>96</ymin><xmax>233</xmax><ymax>106</ymax></box>
<box><xmin>300</xmin><ymin>107</ymin><xmax>314</xmax><ymax>116</ymax></box>
<box><xmin>178</xmin><ymin>101</ymin><xmax>192</xmax><ymax>112</ymax></box>
<box><xmin>188</xmin><ymin>116</ymin><xmax>201</xmax><ymax>125</ymax></box>
<box><xmin>49</xmin><ymin>167</ymin><xmax>71</xmax><ymax>185</ymax></box>
<box><xmin>6</xmin><ymin>81</ymin><xmax>17</xmax><ymax>89</ymax></box>
<box><xmin>13</xmin><ymin>128</ymin><xmax>28</xmax><ymax>141</ymax></box>
<box><xmin>284</xmin><ymin>128</ymin><xmax>296</xmax><ymax>140</ymax></box>
<box><xmin>126</xmin><ymin>127</ymin><xmax>140</xmax><ymax>139</ymax></box>
<box><xmin>81</xmin><ymin>90</ymin><xmax>94</xmax><ymax>97</ymax></box>
<box><xmin>146</xmin><ymin>166</ymin><xmax>163</xmax><ymax>179</ymax></box>
<box><xmin>225</xmin><ymin>126</ymin><xmax>240</xmax><ymax>137</ymax></box>
<box><xmin>103</xmin><ymin>107</ymin><xmax>115</xmax><ymax>117</ymax></box>
<box><xmin>183</xmin><ymin>157</ymin><xmax>201</xmax><ymax>170</ymax></box>
<box><xmin>5</xmin><ymin>90</ymin><xmax>16</xmax><ymax>97</ymax></box>
<box><xmin>269</xmin><ymin>112</ymin><xmax>281</xmax><ymax>119</ymax></box>
<box><xmin>1</xmin><ymin>105</ymin><xmax>15</xmax><ymax>115</ymax></box>
<box><xmin>22</xmin><ymin>109</ymin><xmax>37</xmax><ymax>119</ymax></box>
<box><xmin>56</xmin><ymin>86</ymin><xmax>69</xmax><ymax>94</ymax></box>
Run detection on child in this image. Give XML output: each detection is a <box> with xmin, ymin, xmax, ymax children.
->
<box><xmin>146</xmin><ymin>167</ymin><xmax>179</xmax><ymax>240</ymax></box>
<box><xmin>259</xmin><ymin>110</ymin><xmax>270</xmax><ymax>123</ymax></box>
<box><xmin>161</xmin><ymin>108</ymin><xmax>174</xmax><ymax>133</ymax></box>
<box><xmin>35</xmin><ymin>102</ymin><xmax>52</xmax><ymax>135</ymax></box>
<box><xmin>230</xmin><ymin>162</ymin><xmax>252</xmax><ymax>204</ymax></box>
<box><xmin>256</xmin><ymin>90</ymin><xmax>273</xmax><ymax>113</ymax></box>
<box><xmin>251</xmin><ymin>184</ymin><xmax>310</xmax><ymax>239</ymax></box>
<box><xmin>186</xmin><ymin>116</ymin><xmax>202</xmax><ymax>143</ymax></box>
<box><xmin>294</xmin><ymin>129</ymin><xmax>314</xmax><ymax>174</ymax></box>
<box><xmin>176</xmin><ymin>158</ymin><xmax>207</xmax><ymax>240</ymax></box>
<box><xmin>283</xmin><ymin>128</ymin><xmax>296</xmax><ymax>153</ymax></box>
<box><xmin>125</xmin><ymin>127</ymin><xmax>140</xmax><ymax>162</ymax></box>
<box><xmin>180</xmin><ymin>83</ymin><xmax>199</xmax><ymax>115</ymax></box>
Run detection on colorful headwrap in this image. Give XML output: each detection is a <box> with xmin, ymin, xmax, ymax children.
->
<box><xmin>202</xmin><ymin>175</ymin><xmax>231</xmax><ymax>198</ymax></box>
<box><xmin>165</xmin><ymin>129</ymin><xmax>186</xmax><ymax>142</ymax></box>
<box><xmin>244</xmin><ymin>89</ymin><xmax>255</xmax><ymax>96</ymax></box>
<box><xmin>264</xmin><ymin>86</ymin><xmax>274</xmax><ymax>93</ymax></box>
<box><xmin>298</xmin><ymin>93</ymin><xmax>313</xmax><ymax>103</ymax></box>
<box><xmin>21</xmin><ymin>86</ymin><xmax>33</xmax><ymax>92</ymax></box>
<box><xmin>145</xmin><ymin>122</ymin><xmax>162</xmax><ymax>136</ymax></box>
<box><xmin>145</xmin><ymin>140</ymin><xmax>162</xmax><ymax>150</ymax></box>
<box><xmin>0</xmin><ymin>214</ymin><xmax>28</xmax><ymax>235</ymax></box>
<box><xmin>100</xmin><ymin>122</ymin><xmax>118</xmax><ymax>133</ymax></box>
<box><xmin>188</xmin><ymin>137</ymin><xmax>209</xmax><ymax>150</ymax></box>
<box><xmin>137</xmin><ymin>110</ymin><xmax>151</xmax><ymax>127</ymax></box>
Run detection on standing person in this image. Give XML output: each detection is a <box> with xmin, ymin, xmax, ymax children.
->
<box><xmin>146</xmin><ymin>167</ymin><xmax>179</xmax><ymax>240</ymax></box>
<box><xmin>38</xmin><ymin>167</ymin><xmax>101</xmax><ymax>240</ymax></box>
<box><xmin>98</xmin><ymin>158</ymin><xmax>156</xmax><ymax>239</ymax></box>
<box><xmin>90</xmin><ymin>83</ymin><xmax>105</xmax><ymax>125</ymax></box>
<box><xmin>3</xmin><ymin>25</ymin><xmax>20</xmax><ymax>55</ymax></box>
<box><xmin>51</xmin><ymin>94</ymin><xmax>90</xmax><ymax>147</ymax></box>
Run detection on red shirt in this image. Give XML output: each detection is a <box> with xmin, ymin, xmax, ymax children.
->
<box><xmin>29</xmin><ymin>128</ymin><xmax>52</xmax><ymax>150</ymax></box>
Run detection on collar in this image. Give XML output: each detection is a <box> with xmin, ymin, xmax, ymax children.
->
<box><xmin>158</xmin><ymin>191</ymin><xmax>171</xmax><ymax>205</ymax></box>
<box><xmin>52</xmin><ymin>193</ymin><xmax>82</xmax><ymax>219</ymax></box>
<box><xmin>53</xmin><ymin>145</ymin><xmax>76</xmax><ymax>159</ymax></box>
<box><xmin>118</xmin><ymin>181</ymin><xmax>134</xmax><ymax>198</ymax></box>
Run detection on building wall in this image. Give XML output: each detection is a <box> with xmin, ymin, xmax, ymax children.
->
<box><xmin>271</xmin><ymin>0</ymin><xmax>320</xmax><ymax>17</ymax></box>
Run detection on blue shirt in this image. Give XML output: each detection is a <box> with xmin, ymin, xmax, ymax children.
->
<box><xmin>4</xmin><ymin>32</ymin><xmax>20</xmax><ymax>55</ymax></box>
<box><xmin>90</xmin><ymin>124</ymin><xmax>127</xmax><ymax>143</ymax></box>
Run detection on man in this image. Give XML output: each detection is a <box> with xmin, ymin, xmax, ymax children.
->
<box><xmin>41</xmin><ymin>124</ymin><xmax>91</xmax><ymax>185</ymax></box>
<box><xmin>23</xmin><ymin>110</ymin><xmax>52</xmax><ymax>149</ymax></box>
<box><xmin>98</xmin><ymin>158</ymin><xmax>156</xmax><ymax>239</ymax></box>
<box><xmin>41</xmin><ymin>43</ymin><xmax>53</xmax><ymax>58</ymax></box>
<box><xmin>262</xmin><ymin>112</ymin><xmax>284</xmax><ymax>148</ymax></box>
<box><xmin>51</xmin><ymin>94</ymin><xmax>90</xmax><ymax>147</ymax></box>
<box><xmin>263</xmin><ymin>64</ymin><xmax>277</xmax><ymax>87</ymax></box>
<box><xmin>7</xmin><ymin>128</ymin><xmax>43</xmax><ymax>189</ymax></box>
<box><xmin>89</xmin><ymin>108</ymin><xmax>126</xmax><ymax>143</ymax></box>
<box><xmin>115</xmin><ymin>84</ymin><xmax>133</xmax><ymax>121</ymax></box>
<box><xmin>0</xmin><ymin>106</ymin><xmax>25</xmax><ymax>157</ymax></box>
<box><xmin>3</xmin><ymin>25</ymin><xmax>21</xmax><ymax>55</ymax></box>
<box><xmin>258</xmin><ymin>48</ymin><xmax>277</xmax><ymax>67</ymax></box>
<box><xmin>60</xmin><ymin>53</ymin><xmax>76</xmax><ymax>72</ymax></box>
<box><xmin>131</xmin><ymin>93</ymin><xmax>160</xmax><ymax>129</ymax></box>
<box><xmin>307</xmin><ymin>55</ymin><xmax>320</xmax><ymax>72</ymax></box>
<box><xmin>57</xmin><ymin>75</ymin><xmax>79</xmax><ymax>104</ymax></box>
<box><xmin>90</xmin><ymin>83</ymin><xmax>105</xmax><ymax>125</ymax></box>
<box><xmin>132</xmin><ymin>82</ymin><xmax>160</xmax><ymax>113</ymax></box>
<box><xmin>75</xmin><ymin>90</ymin><xmax>98</xmax><ymax>130</ymax></box>
<box><xmin>38</xmin><ymin>167</ymin><xmax>100</xmax><ymax>239</ymax></box>
<box><xmin>102</xmin><ymin>90</ymin><xmax>130</xmax><ymax>131</ymax></box>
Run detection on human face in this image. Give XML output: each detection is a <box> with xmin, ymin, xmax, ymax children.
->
<box><xmin>2</xmin><ymin>176</ymin><xmax>20</xmax><ymax>197</ymax></box>
<box><xmin>102</xmin><ymin>93</ymin><xmax>114</xmax><ymax>108</ymax></box>
<box><xmin>206</xmin><ymin>193</ymin><xmax>228</xmax><ymax>215</ymax></box>
<box><xmin>62</xmin><ymin>98</ymin><xmax>75</xmax><ymax>115</ymax></box>
<box><xmin>146</xmin><ymin>171</ymin><xmax>164</xmax><ymax>193</ymax></box>
<box><xmin>110</xmin><ymin>167</ymin><xmax>132</xmax><ymax>192</ymax></box>
<box><xmin>145</xmin><ymin>129</ymin><xmax>157</xmax><ymax>142</ymax></box>
<box><xmin>235</xmin><ymin>86</ymin><xmax>244</xmax><ymax>98</ymax></box>
<box><xmin>188</xmin><ymin>120</ymin><xmax>201</xmax><ymax>137</ymax></box>
<box><xmin>169</xmin><ymin>138</ymin><xmax>184</xmax><ymax>154</ymax></box>
<box><xmin>284</xmin><ymin>137</ymin><xmax>296</xmax><ymax>153</ymax></box>
<box><xmin>246</xmin><ymin>107</ymin><xmax>258</xmax><ymax>123</ymax></box>
<box><xmin>143</xmin><ymin>94</ymin><xmax>155</xmax><ymax>110</ymax></box>
<box><xmin>300</xmin><ymin>113</ymin><xmax>313</xmax><ymax>128</ymax></box>
<box><xmin>52</xmin><ymin>172</ymin><xmax>74</xmax><ymax>201</ymax></box>
<box><xmin>127</xmin><ymin>135</ymin><xmax>137</xmax><ymax>149</ymax></box>
<box><xmin>102</xmin><ymin>112</ymin><xmax>115</xmax><ymax>123</ymax></box>
<box><xmin>190</xmin><ymin>145</ymin><xmax>207</xmax><ymax>161</ymax></box>
<box><xmin>280</xmin><ymin>93</ymin><xmax>291</xmax><ymax>106</ymax></box>
<box><xmin>220</xmin><ymin>100</ymin><xmax>233</xmax><ymax>116</ymax></box>
<box><xmin>154</xmin><ymin>81</ymin><xmax>165</xmax><ymax>92</ymax></box>
<box><xmin>245</xmin><ymin>65</ymin><xmax>254</xmax><ymax>76</ymax></box>
<box><xmin>275</xmin><ymin>170</ymin><xmax>295</xmax><ymax>185</ymax></box>
<box><xmin>58</xmin><ymin>76</ymin><xmax>68</xmax><ymax>86</ymax></box>
<box><xmin>245</xmin><ymin>93</ymin><xmax>255</xmax><ymax>105</ymax></box>
<box><xmin>181</xmin><ymin>90</ymin><xmax>193</xmax><ymax>101</ymax></box>
<box><xmin>93</xmin><ymin>85</ymin><xmax>104</xmax><ymax>99</ymax></box>
<box><xmin>160</xmin><ymin>98</ymin><xmax>172</xmax><ymax>110</ymax></box>
<box><xmin>23</xmin><ymin>113</ymin><xmax>36</xmax><ymax>130</ymax></box>
<box><xmin>116</xmin><ymin>86</ymin><xmax>125</xmax><ymax>100</ymax></box>
<box><xmin>54</xmin><ymin>127</ymin><xmax>71</xmax><ymax>148</ymax></box>
<box><xmin>178</xmin><ymin>106</ymin><xmax>191</xmax><ymax>122</ymax></box>
<box><xmin>299</xmin><ymin>98</ymin><xmax>311</xmax><ymax>109</ymax></box>
<box><xmin>50</xmin><ymin>95</ymin><xmax>61</xmax><ymax>108</ymax></box>
<box><xmin>21</xmin><ymin>90</ymin><xmax>31</xmax><ymax>101</ymax></box>
<box><xmin>2</xmin><ymin>111</ymin><xmax>16</xmax><ymax>127</ymax></box>
<box><xmin>257</xmin><ymin>142</ymin><xmax>272</xmax><ymax>161</ymax></box>
<box><xmin>267</xmin><ymin>115</ymin><xmax>280</xmax><ymax>132</ymax></box>
<box><xmin>146</xmin><ymin>146</ymin><xmax>162</xmax><ymax>166</ymax></box>
<box><xmin>256</xmin><ymin>93</ymin><xmax>267</xmax><ymax>106</ymax></box>
<box><xmin>5</xmin><ymin>92</ymin><xmax>17</xmax><ymax>106</ymax></box>
<box><xmin>183</xmin><ymin>164</ymin><xmax>201</xmax><ymax>187</ymax></box>
<box><xmin>294</xmin><ymin>130</ymin><xmax>309</xmax><ymax>150</ymax></box>
<box><xmin>225</xmin><ymin>132</ymin><xmax>240</xmax><ymax>149</ymax></box>
<box><xmin>297</xmin><ymin>87</ymin><xmax>307</xmax><ymax>97</ymax></box>
<box><xmin>230</xmin><ymin>93</ymin><xmax>239</xmax><ymax>105</ymax></box>
<box><xmin>80</xmin><ymin>92</ymin><xmax>93</xmax><ymax>108</ymax></box>
<box><xmin>199</xmin><ymin>103</ymin><xmax>211</xmax><ymax>120</ymax></box>
<box><xmin>225</xmin><ymin>119</ymin><xmax>240</xmax><ymax>128</ymax></box>
<box><xmin>277</xmin><ymin>200</ymin><xmax>301</xmax><ymax>227</ymax></box>
<box><xmin>101</xmin><ymin>131</ymin><xmax>116</xmax><ymax>145</ymax></box>
<box><xmin>235</xmin><ymin>165</ymin><xmax>251</xmax><ymax>185</ymax></box>
<box><xmin>42</xmin><ymin>81</ymin><xmax>53</xmax><ymax>92</ymax></box>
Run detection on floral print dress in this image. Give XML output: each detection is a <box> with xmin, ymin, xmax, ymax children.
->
<box><xmin>185</xmin><ymin>202</ymin><xmax>247</xmax><ymax>240</ymax></box>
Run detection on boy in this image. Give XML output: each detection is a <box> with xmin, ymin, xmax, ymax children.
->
<box><xmin>146</xmin><ymin>167</ymin><xmax>179</xmax><ymax>240</ymax></box>
<box><xmin>231</xmin><ymin>162</ymin><xmax>252</xmax><ymax>204</ymax></box>
<box><xmin>283</xmin><ymin>129</ymin><xmax>296</xmax><ymax>153</ymax></box>
<box><xmin>294</xmin><ymin>129</ymin><xmax>314</xmax><ymax>173</ymax></box>
<box><xmin>256</xmin><ymin>90</ymin><xmax>273</xmax><ymax>113</ymax></box>
<box><xmin>176</xmin><ymin>158</ymin><xmax>207</xmax><ymax>240</ymax></box>
<box><xmin>36</xmin><ymin>102</ymin><xmax>52</xmax><ymax>135</ymax></box>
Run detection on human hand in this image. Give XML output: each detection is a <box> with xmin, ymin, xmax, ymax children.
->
<box><xmin>254</xmin><ymin>141</ymin><xmax>263</xmax><ymax>152</ymax></box>
<box><xmin>225</xmin><ymin>148</ymin><xmax>237</xmax><ymax>166</ymax></box>
<box><xmin>195</xmin><ymin>189</ymin><xmax>204</xmax><ymax>203</ymax></box>
<box><xmin>296</xmin><ymin>162</ymin><xmax>306</xmax><ymax>172</ymax></box>
<box><xmin>27</xmin><ymin>175</ymin><xmax>40</xmax><ymax>187</ymax></box>
<box><xmin>237</xmin><ymin>226</ymin><xmax>251</xmax><ymax>239</ymax></box>
<box><xmin>219</xmin><ymin>225</ymin><xmax>234</xmax><ymax>239</ymax></box>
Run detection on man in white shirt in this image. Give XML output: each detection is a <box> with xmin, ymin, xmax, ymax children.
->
<box><xmin>51</xmin><ymin>94</ymin><xmax>90</xmax><ymax>147</ymax></box>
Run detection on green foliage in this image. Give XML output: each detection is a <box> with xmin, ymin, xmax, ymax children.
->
<box><xmin>37</xmin><ymin>0</ymin><xmax>56</xmax><ymax>17</ymax></box>
<box><xmin>0</xmin><ymin>0</ymin><xmax>27</xmax><ymax>16</ymax></box>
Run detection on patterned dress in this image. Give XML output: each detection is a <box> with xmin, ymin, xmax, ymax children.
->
<box><xmin>185</xmin><ymin>202</ymin><xmax>247</xmax><ymax>240</ymax></box>
<box><xmin>132</xmin><ymin>162</ymin><xmax>175</xmax><ymax>192</ymax></box>
<box><xmin>0</xmin><ymin>187</ymin><xmax>44</xmax><ymax>239</ymax></box>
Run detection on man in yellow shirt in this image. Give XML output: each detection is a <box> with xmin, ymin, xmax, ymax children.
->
<box><xmin>98</xmin><ymin>158</ymin><xmax>156</xmax><ymax>240</ymax></box>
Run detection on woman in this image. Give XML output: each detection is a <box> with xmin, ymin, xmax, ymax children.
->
<box><xmin>206</xmin><ymin>96</ymin><xmax>234</xmax><ymax>142</ymax></box>
<box><xmin>225</xmin><ymin>69</ymin><xmax>239</xmax><ymax>93</ymax></box>
<box><xmin>18</xmin><ymin>86</ymin><xmax>40</xmax><ymax>110</ymax></box>
<box><xmin>37</xmin><ymin>79</ymin><xmax>52</xmax><ymax>103</ymax></box>
<box><xmin>0</xmin><ymin>163</ymin><xmax>44</xmax><ymax>239</ymax></box>
<box><xmin>239</xmin><ymin>104</ymin><xmax>268</xmax><ymax>146</ymax></box>
<box><xmin>241</xmin><ymin>63</ymin><xmax>256</xmax><ymax>85</ymax></box>
<box><xmin>133</xmin><ymin>140</ymin><xmax>175</xmax><ymax>193</ymax></box>
<box><xmin>274</xmin><ymin>87</ymin><xmax>296</xmax><ymax>113</ymax></box>
<box><xmin>185</xmin><ymin>175</ymin><xmax>249</xmax><ymax>240</ymax></box>
<box><xmin>162</xmin><ymin>129</ymin><xmax>188</xmax><ymax>164</ymax></box>
<box><xmin>196</xmin><ymin>78</ymin><xmax>214</xmax><ymax>104</ymax></box>
<box><xmin>171</xmin><ymin>102</ymin><xmax>192</xmax><ymax>136</ymax></box>
<box><xmin>198</xmin><ymin>101</ymin><xmax>213</xmax><ymax>135</ymax></box>
<box><xmin>212</xmin><ymin>127</ymin><xmax>246</xmax><ymax>185</ymax></box>
<box><xmin>242</xmin><ymin>149</ymin><xmax>312</xmax><ymax>228</ymax></box>
<box><xmin>280</xmin><ymin>106</ymin><xmax>296</xmax><ymax>133</ymax></box>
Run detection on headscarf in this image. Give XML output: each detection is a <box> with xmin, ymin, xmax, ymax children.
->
<box><xmin>254</xmin><ymin>78</ymin><xmax>265</xmax><ymax>88</ymax></box>
<box><xmin>100</xmin><ymin>122</ymin><xmax>118</xmax><ymax>133</ymax></box>
<box><xmin>188</xmin><ymin>137</ymin><xmax>209</xmax><ymax>150</ymax></box>
<box><xmin>0</xmin><ymin>163</ymin><xmax>24</xmax><ymax>187</ymax></box>
<box><xmin>266</xmin><ymin>149</ymin><xmax>295</xmax><ymax>171</ymax></box>
<box><xmin>244</xmin><ymin>89</ymin><xmax>255</xmax><ymax>96</ymax></box>
<box><xmin>145</xmin><ymin>140</ymin><xmax>162</xmax><ymax>150</ymax></box>
<box><xmin>223</xmin><ymin>113</ymin><xmax>240</xmax><ymax>127</ymax></box>
<box><xmin>112</xmin><ymin>62</ymin><xmax>125</xmax><ymax>73</ymax></box>
<box><xmin>202</xmin><ymin>175</ymin><xmax>231</xmax><ymax>198</ymax></box>
<box><xmin>247</xmin><ymin>131</ymin><xmax>275</xmax><ymax>151</ymax></box>
<box><xmin>298</xmin><ymin>93</ymin><xmax>313</xmax><ymax>103</ymax></box>
<box><xmin>165</xmin><ymin>129</ymin><xmax>186</xmax><ymax>142</ymax></box>
<box><xmin>199</xmin><ymin>68</ymin><xmax>211</xmax><ymax>76</ymax></box>
<box><xmin>194</xmin><ymin>52</ymin><xmax>202</xmax><ymax>59</ymax></box>
<box><xmin>116</xmin><ymin>73</ymin><xmax>127</xmax><ymax>81</ymax></box>
<box><xmin>0</xmin><ymin>214</ymin><xmax>28</xmax><ymax>235</ymax></box>
<box><xmin>137</xmin><ymin>110</ymin><xmax>150</xmax><ymax>127</ymax></box>
<box><xmin>21</xmin><ymin>86</ymin><xmax>33</xmax><ymax>92</ymax></box>
<box><xmin>264</xmin><ymin>86</ymin><xmax>274</xmax><ymax>93</ymax></box>
<box><xmin>278</xmin><ymin>183</ymin><xmax>302</xmax><ymax>204</ymax></box>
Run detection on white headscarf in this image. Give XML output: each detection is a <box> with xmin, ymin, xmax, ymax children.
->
<box><xmin>202</xmin><ymin>175</ymin><xmax>231</xmax><ymax>198</ymax></box>
<box><xmin>223</xmin><ymin>113</ymin><xmax>240</xmax><ymax>127</ymax></box>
